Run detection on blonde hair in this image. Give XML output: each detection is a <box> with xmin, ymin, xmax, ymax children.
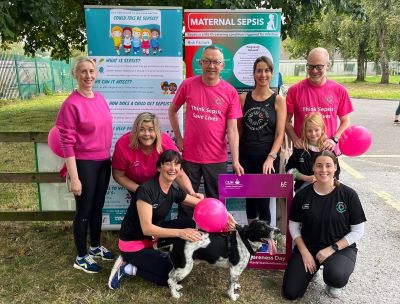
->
<box><xmin>141</xmin><ymin>28</ymin><xmax>152</xmax><ymax>39</ymax></box>
<box><xmin>129</xmin><ymin>112</ymin><xmax>162</xmax><ymax>153</ymax></box>
<box><xmin>71</xmin><ymin>57</ymin><xmax>96</xmax><ymax>79</ymax></box>
<box><xmin>111</xmin><ymin>26</ymin><xmax>122</xmax><ymax>33</ymax></box>
<box><xmin>301</xmin><ymin>112</ymin><xmax>327</xmax><ymax>150</ymax></box>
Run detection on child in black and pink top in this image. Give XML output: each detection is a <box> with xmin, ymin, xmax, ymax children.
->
<box><xmin>286</xmin><ymin>112</ymin><xmax>340</xmax><ymax>192</ymax></box>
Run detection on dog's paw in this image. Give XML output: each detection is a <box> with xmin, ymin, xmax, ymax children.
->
<box><xmin>171</xmin><ymin>289</ymin><xmax>182</xmax><ymax>299</ymax></box>
<box><xmin>233</xmin><ymin>283</ymin><xmax>241</xmax><ymax>290</ymax></box>
<box><xmin>228</xmin><ymin>292</ymin><xmax>239</xmax><ymax>301</ymax></box>
<box><xmin>175</xmin><ymin>283</ymin><xmax>183</xmax><ymax>291</ymax></box>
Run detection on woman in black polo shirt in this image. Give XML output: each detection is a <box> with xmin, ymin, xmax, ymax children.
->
<box><xmin>282</xmin><ymin>150</ymin><xmax>366</xmax><ymax>300</ymax></box>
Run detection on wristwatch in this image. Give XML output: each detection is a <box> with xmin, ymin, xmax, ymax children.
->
<box><xmin>331</xmin><ymin>243</ymin><xmax>339</xmax><ymax>252</ymax></box>
<box><xmin>268</xmin><ymin>152</ymin><xmax>278</xmax><ymax>160</ymax></box>
<box><xmin>332</xmin><ymin>136</ymin><xmax>339</xmax><ymax>144</ymax></box>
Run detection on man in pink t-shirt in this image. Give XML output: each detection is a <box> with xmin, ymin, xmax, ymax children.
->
<box><xmin>168</xmin><ymin>45</ymin><xmax>244</xmax><ymax>214</ymax></box>
<box><xmin>286</xmin><ymin>47</ymin><xmax>354</xmax><ymax>151</ymax></box>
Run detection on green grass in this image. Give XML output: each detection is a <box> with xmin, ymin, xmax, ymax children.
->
<box><xmin>0</xmin><ymin>93</ymin><xmax>290</xmax><ymax>303</ymax></box>
<box><xmin>0</xmin><ymin>81</ymin><xmax>395</xmax><ymax>303</ymax></box>
<box><xmin>0</xmin><ymin>221</ymin><xmax>288</xmax><ymax>304</ymax></box>
<box><xmin>0</xmin><ymin>94</ymin><xmax>65</xmax><ymax>131</ymax></box>
<box><xmin>0</xmin><ymin>94</ymin><xmax>65</xmax><ymax>211</ymax></box>
<box><xmin>284</xmin><ymin>75</ymin><xmax>400</xmax><ymax>100</ymax></box>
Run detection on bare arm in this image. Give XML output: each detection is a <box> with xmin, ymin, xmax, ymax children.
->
<box><xmin>65</xmin><ymin>156</ymin><xmax>81</xmax><ymax>196</ymax></box>
<box><xmin>168</xmin><ymin>103</ymin><xmax>183</xmax><ymax>151</ymax></box>
<box><xmin>227</xmin><ymin>118</ymin><xmax>244</xmax><ymax>176</ymax></box>
<box><xmin>263</xmin><ymin>95</ymin><xmax>287</xmax><ymax>174</ymax></box>
<box><xmin>323</xmin><ymin>114</ymin><xmax>351</xmax><ymax>151</ymax></box>
<box><xmin>137</xmin><ymin>200</ymin><xmax>201</xmax><ymax>241</ymax></box>
<box><xmin>112</xmin><ymin>168</ymin><xmax>140</xmax><ymax>193</ymax></box>
<box><xmin>335</xmin><ymin>114</ymin><xmax>350</xmax><ymax>138</ymax></box>
<box><xmin>285</xmin><ymin>113</ymin><xmax>302</xmax><ymax>149</ymax></box>
<box><xmin>175</xmin><ymin>169</ymin><xmax>204</xmax><ymax>199</ymax></box>
<box><xmin>237</xmin><ymin>93</ymin><xmax>247</xmax><ymax>136</ymax></box>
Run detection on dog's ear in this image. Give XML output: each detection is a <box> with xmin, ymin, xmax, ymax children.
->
<box><xmin>235</xmin><ymin>224</ymin><xmax>242</xmax><ymax>232</ymax></box>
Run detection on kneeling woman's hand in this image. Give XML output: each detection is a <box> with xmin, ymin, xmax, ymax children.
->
<box><xmin>180</xmin><ymin>228</ymin><xmax>202</xmax><ymax>242</ymax></box>
<box><xmin>300</xmin><ymin>249</ymin><xmax>317</xmax><ymax>274</ymax></box>
<box><xmin>316</xmin><ymin>246</ymin><xmax>334</xmax><ymax>264</ymax></box>
<box><xmin>226</xmin><ymin>213</ymin><xmax>237</xmax><ymax>231</ymax></box>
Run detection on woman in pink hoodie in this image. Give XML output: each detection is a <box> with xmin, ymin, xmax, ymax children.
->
<box><xmin>56</xmin><ymin>57</ymin><xmax>114</xmax><ymax>274</ymax></box>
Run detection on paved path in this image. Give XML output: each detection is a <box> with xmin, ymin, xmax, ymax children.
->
<box><xmin>296</xmin><ymin>98</ymin><xmax>400</xmax><ymax>304</ymax></box>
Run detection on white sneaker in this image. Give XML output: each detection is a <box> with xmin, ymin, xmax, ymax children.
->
<box><xmin>325</xmin><ymin>285</ymin><xmax>342</xmax><ymax>298</ymax></box>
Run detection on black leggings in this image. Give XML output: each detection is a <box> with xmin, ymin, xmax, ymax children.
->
<box><xmin>239</xmin><ymin>151</ymin><xmax>279</xmax><ymax>223</ymax></box>
<box><xmin>121</xmin><ymin>218</ymin><xmax>195</xmax><ymax>286</ymax></box>
<box><xmin>73</xmin><ymin>159</ymin><xmax>111</xmax><ymax>257</ymax></box>
<box><xmin>282</xmin><ymin>246</ymin><xmax>357</xmax><ymax>300</ymax></box>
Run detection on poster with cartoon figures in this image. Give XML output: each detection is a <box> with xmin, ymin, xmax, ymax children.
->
<box><xmin>184</xmin><ymin>9</ymin><xmax>281</xmax><ymax>92</ymax></box>
<box><xmin>84</xmin><ymin>6</ymin><xmax>183</xmax><ymax>228</ymax></box>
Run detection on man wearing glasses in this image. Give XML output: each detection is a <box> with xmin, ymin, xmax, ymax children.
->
<box><xmin>168</xmin><ymin>45</ymin><xmax>244</xmax><ymax>218</ymax></box>
<box><xmin>285</xmin><ymin>47</ymin><xmax>353</xmax><ymax>151</ymax></box>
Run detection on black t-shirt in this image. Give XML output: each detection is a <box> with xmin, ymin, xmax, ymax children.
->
<box><xmin>289</xmin><ymin>183</ymin><xmax>366</xmax><ymax>252</ymax></box>
<box><xmin>119</xmin><ymin>175</ymin><xmax>187</xmax><ymax>241</ymax></box>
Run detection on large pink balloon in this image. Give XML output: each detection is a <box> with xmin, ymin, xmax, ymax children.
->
<box><xmin>48</xmin><ymin>127</ymin><xmax>63</xmax><ymax>157</ymax></box>
<box><xmin>194</xmin><ymin>198</ymin><xmax>228</xmax><ymax>232</ymax></box>
<box><xmin>339</xmin><ymin>125</ymin><xmax>372</xmax><ymax>157</ymax></box>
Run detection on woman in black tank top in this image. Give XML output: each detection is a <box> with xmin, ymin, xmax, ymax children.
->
<box><xmin>237</xmin><ymin>56</ymin><xmax>287</xmax><ymax>224</ymax></box>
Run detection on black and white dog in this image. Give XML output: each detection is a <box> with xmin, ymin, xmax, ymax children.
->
<box><xmin>166</xmin><ymin>220</ymin><xmax>280</xmax><ymax>301</ymax></box>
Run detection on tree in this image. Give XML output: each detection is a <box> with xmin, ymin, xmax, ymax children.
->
<box><xmin>363</xmin><ymin>0</ymin><xmax>400</xmax><ymax>83</ymax></box>
<box><xmin>1</xmin><ymin>0</ymin><xmax>337</xmax><ymax>60</ymax></box>
<box><xmin>282</xmin><ymin>0</ymin><xmax>400</xmax><ymax>83</ymax></box>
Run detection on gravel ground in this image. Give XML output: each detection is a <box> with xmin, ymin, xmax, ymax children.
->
<box><xmin>292</xmin><ymin>98</ymin><xmax>400</xmax><ymax>303</ymax></box>
<box><xmin>294</xmin><ymin>176</ymin><xmax>400</xmax><ymax>304</ymax></box>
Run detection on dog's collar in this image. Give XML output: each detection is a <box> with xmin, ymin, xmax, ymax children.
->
<box><xmin>236</xmin><ymin>225</ymin><xmax>256</xmax><ymax>255</ymax></box>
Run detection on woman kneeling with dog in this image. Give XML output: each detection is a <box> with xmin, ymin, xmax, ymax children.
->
<box><xmin>108</xmin><ymin>150</ymin><xmax>235</xmax><ymax>289</ymax></box>
<box><xmin>282</xmin><ymin>150</ymin><xmax>366</xmax><ymax>300</ymax></box>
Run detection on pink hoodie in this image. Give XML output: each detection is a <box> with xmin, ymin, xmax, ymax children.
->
<box><xmin>56</xmin><ymin>90</ymin><xmax>112</xmax><ymax>160</ymax></box>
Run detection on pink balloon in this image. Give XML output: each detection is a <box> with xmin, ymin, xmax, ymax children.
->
<box><xmin>194</xmin><ymin>198</ymin><xmax>228</xmax><ymax>232</ymax></box>
<box><xmin>339</xmin><ymin>125</ymin><xmax>372</xmax><ymax>157</ymax></box>
<box><xmin>48</xmin><ymin>127</ymin><xmax>63</xmax><ymax>157</ymax></box>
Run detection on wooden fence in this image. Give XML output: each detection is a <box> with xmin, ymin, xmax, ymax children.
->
<box><xmin>0</xmin><ymin>132</ymin><xmax>74</xmax><ymax>221</ymax></box>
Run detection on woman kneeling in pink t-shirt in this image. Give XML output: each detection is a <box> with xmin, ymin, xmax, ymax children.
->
<box><xmin>112</xmin><ymin>112</ymin><xmax>203</xmax><ymax>203</ymax></box>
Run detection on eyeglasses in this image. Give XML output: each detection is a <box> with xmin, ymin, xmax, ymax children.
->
<box><xmin>201</xmin><ymin>59</ymin><xmax>223</xmax><ymax>66</ymax></box>
<box><xmin>306</xmin><ymin>64</ymin><xmax>325</xmax><ymax>71</ymax></box>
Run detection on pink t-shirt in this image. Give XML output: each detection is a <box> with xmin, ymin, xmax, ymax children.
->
<box><xmin>172</xmin><ymin>76</ymin><xmax>242</xmax><ymax>163</ymax></box>
<box><xmin>112</xmin><ymin>132</ymin><xmax>177</xmax><ymax>184</ymax></box>
<box><xmin>286</xmin><ymin>79</ymin><xmax>353</xmax><ymax>138</ymax></box>
<box><xmin>55</xmin><ymin>91</ymin><xmax>112</xmax><ymax>160</ymax></box>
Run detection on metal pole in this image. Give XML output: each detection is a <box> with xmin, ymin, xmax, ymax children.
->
<box><xmin>13</xmin><ymin>54</ymin><xmax>23</xmax><ymax>99</ymax></box>
<box><xmin>50</xmin><ymin>60</ymin><xmax>56</xmax><ymax>92</ymax></box>
<box><xmin>34</xmin><ymin>58</ymin><xmax>40</xmax><ymax>95</ymax></box>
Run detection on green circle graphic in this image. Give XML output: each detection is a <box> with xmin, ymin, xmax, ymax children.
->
<box><xmin>192</xmin><ymin>44</ymin><xmax>233</xmax><ymax>81</ymax></box>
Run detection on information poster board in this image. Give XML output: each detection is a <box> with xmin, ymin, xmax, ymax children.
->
<box><xmin>219</xmin><ymin>174</ymin><xmax>293</xmax><ymax>269</ymax></box>
<box><xmin>36</xmin><ymin>6</ymin><xmax>183</xmax><ymax>229</ymax></box>
<box><xmin>184</xmin><ymin>9</ymin><xmax>281</xmax><ymax>92</ymax></box>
